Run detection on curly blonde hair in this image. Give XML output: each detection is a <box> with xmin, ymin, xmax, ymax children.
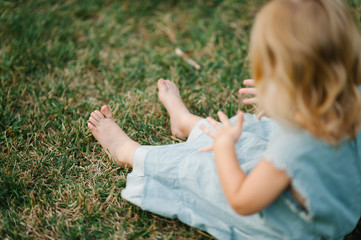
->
<box><xmin>250</xmin><ymin>0</ymin><xmax>361</xmax><ymax>143</ymax></box>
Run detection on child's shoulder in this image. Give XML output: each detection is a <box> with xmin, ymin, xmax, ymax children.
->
<box><xmin>264</xmin><ymin>125</ymin><xmax>329</xmax><ymax>160</ymax></box>
<box><xmin>263</xmin><ymin>123</ymin><xmax>361</xmax><ymax>171</ymax></box>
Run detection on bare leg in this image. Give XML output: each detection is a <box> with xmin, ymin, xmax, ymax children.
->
<box><xmin>88</xmin><ymin>105</ymin><xmax>140</xmax><ymax>167</ymax></box>
<box><xmin>158</xmin><ymin>78</ymin><xmax>202</xmax><ymax>139</ymax></box>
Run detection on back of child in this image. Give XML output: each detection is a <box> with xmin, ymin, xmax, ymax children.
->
<box><xmin>246</xmin><ymin>0</ymin><xmax>361</xmax><ymax>238</ymax></box>
<box><xmin>260</xmin><ymin>123</ymin><xmax>361</xmax><ymax>238</ymax></box>
<box><xmin>89</xmin><ymin>0</ymin><xmax>361</xmax><ymax>239</ymax></box>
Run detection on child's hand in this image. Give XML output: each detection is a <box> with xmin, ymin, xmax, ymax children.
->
<box><xmin>239</xmin><ymin>79</ymin><xmax>257</xmax><ymax>104</ymax></box>
<box><xmin>199</xmin><ymin>111</ymin><xmax>244</xmax><ymax>152</ymax></box>
<box><xmin>238</xmin><ymin>79</ymin><xmax>264</xmax><ymax>119</ymax></box>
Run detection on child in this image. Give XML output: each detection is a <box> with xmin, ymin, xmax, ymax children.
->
<box><xmin>88</xmin><ymin>0</ymin><xmax>361</xmax><ymax>239</ymax></box>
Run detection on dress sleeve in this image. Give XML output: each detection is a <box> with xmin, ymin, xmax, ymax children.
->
<box><xmin>262</xmin><ymin>126</ymin><xmax>313</xmax><ymax>171</ymax></box>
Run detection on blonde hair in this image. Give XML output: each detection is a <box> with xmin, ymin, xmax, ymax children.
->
<box><xmin>250</xmin><ymin>0</ymin><xmax>361</xmax><ymax>143</ymax></box>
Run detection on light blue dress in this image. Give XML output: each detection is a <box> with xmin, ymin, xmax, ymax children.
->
<box><xmin>121</xmin><ymin>113</ymin><xmax>361</xmax><ymax>239</ymax></box>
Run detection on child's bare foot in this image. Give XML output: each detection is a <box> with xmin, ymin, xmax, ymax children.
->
<box><xmin>88</xmin><ymin>105</ymin><xmax>140</xmax><ymax>167</ymax></box>
<box><xmin>158</xmin><ymin>78</ymin><xmax>202</xmax><ymax>139</ymax></box>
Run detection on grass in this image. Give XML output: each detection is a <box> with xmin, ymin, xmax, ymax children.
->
<box><xmin>1</xmin><ymin>0</ymin><xmax>361</xmax><ymax>239</ymax></box>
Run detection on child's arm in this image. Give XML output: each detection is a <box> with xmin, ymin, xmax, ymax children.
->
<box><xmin>200</xmin><ymin>111</ymin><xmax>290</xmax><ymax>215</ymax></box>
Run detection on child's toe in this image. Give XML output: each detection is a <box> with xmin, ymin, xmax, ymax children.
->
<box><xmin>88</xmin><ymin>122</ymin><xmax>95</xmax><ymax>130</ymax></box>
<box><xmin>94</xmin><ymin>110</ymin><xmax>104</xmax><ymax>119</ymax></box>
<box><xmin>157</xmin><ymin>78</ymin><xmax>166</xmax><ymax>88</ymax></box>
<box><xmin>89</xmin><ymin>116</ymin><xmax>98</xmax><ymax>125</ymax></box>
<box><xmin>91</xmin><ymin>112</ymin><xmax>100</xmax><ymax>121</ymax></box>
<box><xmin>101</xmin><ymin>105</ymin><xmax>113</xmax><ymax>118</ymax></box>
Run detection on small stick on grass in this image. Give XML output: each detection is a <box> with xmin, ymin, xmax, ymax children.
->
<box><xmin>175</xmin><ymin>48</ymin><xmax>201</xmax><ymax>70</ymax></box>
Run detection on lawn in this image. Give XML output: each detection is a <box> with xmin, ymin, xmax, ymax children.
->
<box><xmin>1</xmin><ymin>0</ymin><xmax>361</xmax><ymax>239</ymax></box>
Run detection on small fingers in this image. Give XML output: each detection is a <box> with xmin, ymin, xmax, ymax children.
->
<box><xmin>243</xmin><ymin>79</ymin><xmax>255</xmax><ymax>86</ymax></box>
<box><xmin>206</xmin><ymin>116</ymin><xmax>222</xmax><ymax>132</ymax></box>
<box><xmin>217</xmin><ymin>111</ymin><xmax>231</xmax><ymax>127</ymax></box>
<box><xmin>200</xmin><ymin>124</ymin><xmax>217</xmax><ymax>139</ymax></box>
<box><xmin>199</xmin><ymin>145</ymin><xmax>213</xmax><ymax>152</ymax></box>
<box><xmin>243</xmin><ymin>97</ymin><xmax>257</xmax><ymax>105</ymax></box>
<box><xmin>235</xmin><ymin>111</ymin><xmax>244</xmax><ymax>129</ymax></box>
<box><xmin>257</xmin><ymin>110</ymin><xmax>265</xmax><ymax>120</ymax></box>
<box><xmin>239</xmin><ymin>88</ymin><xmax>256</xmax><ymax>95</ymax></box>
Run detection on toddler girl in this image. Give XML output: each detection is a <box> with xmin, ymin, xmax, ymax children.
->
<box><xmin>88</xmin><ymin>0</ymin><xmax>361</xmax><ymax>239</ymax></box>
